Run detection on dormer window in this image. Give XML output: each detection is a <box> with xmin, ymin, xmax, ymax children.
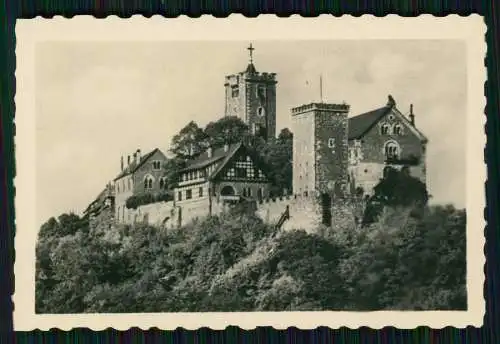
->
<box><xmin>152</xmin><ymin>160</ymin><xmax>161</xmax><ymax>170</ymax></box>
<box><xmin>381</xmin><ymin>123</ymin><xmax>390</xmax><ymax>135</ymax></box>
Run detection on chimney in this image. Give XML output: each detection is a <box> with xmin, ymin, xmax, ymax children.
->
<box><xmin>120</xmin><ymin>156</ymin><xmax>124</xmax><ymax>171</ymax></box>
<box><xmin>387</xmin><ymin>95</ymin><xmax>396</xmax><ymax>108</ymax></box>
<box><xmin>127</xmin><ymin>155</ymin><xmax>131</xmax><ymax>165</ymax></box>
<box><xmin>224</xmin><ymin>143</ymin><xmax>229</xmax><ymax>153</ymax></box>
<box><xmin>207</xmin><ymin>146</ymin><xmax>213</xmax><ymax>158</ymax></box>
<box><xmin>136</xmin><ymin>149</ymin><xmax>141</xmax><ymax>164</ymax></box>
<box><xmin>409</xmin><ymin>104</ymin><xmax>415</xmax><ymax>126</ymax></box>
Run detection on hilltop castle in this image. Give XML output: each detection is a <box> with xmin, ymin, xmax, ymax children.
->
<box><xmin>84</xmin><ymin>44</ymin><xmax>428</xmax><ymax>232</ymax></box>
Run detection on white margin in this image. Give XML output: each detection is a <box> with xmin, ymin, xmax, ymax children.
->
<box><xmin>14</xmin><ymin>14</ymin><xmax>487</xmax><ymax>330</ymax></box>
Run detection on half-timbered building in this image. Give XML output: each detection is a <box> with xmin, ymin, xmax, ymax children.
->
<box><xmin>174</xmin><ymin>142</ymin><xmax>271</xmax><ymax>214</ymax></box>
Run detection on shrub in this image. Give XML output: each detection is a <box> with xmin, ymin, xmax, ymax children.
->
<box><xmin>125</xmin><ymin>191</ymin><xmax>174</xmax><ymax>209</ymax></box>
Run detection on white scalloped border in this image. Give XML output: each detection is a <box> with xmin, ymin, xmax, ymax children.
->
<box><xmin>13</xmin><ymin>14</ymin><xmax>487</xmax><ymax>330</ymax></box>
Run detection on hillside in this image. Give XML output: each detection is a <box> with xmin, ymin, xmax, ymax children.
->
<box><xmin>35</xmin><ymin>201</ymin><xmax>466</xmax><ymax>313</ymax></box>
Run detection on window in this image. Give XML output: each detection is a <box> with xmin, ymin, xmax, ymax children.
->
<box><xmin>152</xmin><ymin>160</ymin><xmax>161</xmax><ymax>170</ymax></box>
<box><xmin>328</xmin><ymin>138</ymin><xmax>335</xmax><ymax>148</ymax></box>
<box><xmin>231</xmin><ymin>86</ymin><xmax>239</xmax><ymax>98</ymax></box>
<box><xmin>198</xmin><ymin>187</ymin><xmax>203</xmax><ymax>197</ymax></box>
<box><xmin>182</xmin><ymin>173</ymin><xmax>187</xmax><ymax>182</ymax></box>
<box><xmin>178</xmin><ymin>191</ymin><xmax>182</xmax><ymax>201</ymax></box>
<box><xmin>236</xmin><ymin>167</ymin><xmax>247</xmax><ymax>178</ymax></box>
<box><xmin>393</xmin><ymin>124</ymin><xmax>402</xmax><ymax>135</ymax></box>
<box><xmin>242</xmin><ymin>187</ymin><xmax>252</xmax><ymax>197</ymax></box>
<box><xmin>186</xmin><ymin>189</ymin><xmax>192</xmax><ymax>200</ymax></box>
<box><xmin>257</xmin><ymin>85</ymin><xmax>265</xmax><ymax>98</ymax></box>
<box><xmin>144</xmin><ymin>176</ymin><xmax>153</xmax><ymax>190</ymax></box>
<box><xmin>388</xmin><ymin>114</ymin><xmax>395</xmax><ymax>121</ymax></box>
<box><xmin>226</xmin><ymin>168</ymin><xmax>236</xmax><ymax>178</ymax></box>
<box><xmin>257</xmin><ymin>107</ymin><xmax>264</xmax><ymax>117</ymax></box>
<box><xmin>384</xmin><ymin>141</ymin><xmax>400</xmax><ymax>159</ymax></box>
<box><xmin>381</xmin><ymin>124</ymin><xmax>390</xmax><ymax>135</ymax></box>
<box><xmin>159</xmin><ymin>178</ymin><xmax>165</xmax><ymax>189</ymax></box>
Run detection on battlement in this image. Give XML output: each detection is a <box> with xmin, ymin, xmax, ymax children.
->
<box><xmin>224</xmin><ymin>71</ymin><xmax>277</xmax><ymax>84</ymax></box>
<box><xmin>291</xmin><ymin>102</ymin><xmax>350</xmax><ymax>115</ymax></box>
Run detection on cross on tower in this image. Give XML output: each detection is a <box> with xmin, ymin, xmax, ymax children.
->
<box><xmin>247</xmin><ymin>43</ymin><xmax>255</xmax><ymax>63</ymax></box>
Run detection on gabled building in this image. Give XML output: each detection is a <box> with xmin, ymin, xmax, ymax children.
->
<box><xmin>113</xmin><ymin>148</ymin><xmax>169</xmax><ymax>223</ymax></box>
<box><xmin>175</xmin><ymin>142</ymin><xmax>271</xmax><ymax>207</ymax></box>
<box><xmin>347</xmin><ymin>96</ymin><xmax>428</xmax><ymax>197</ymax></box>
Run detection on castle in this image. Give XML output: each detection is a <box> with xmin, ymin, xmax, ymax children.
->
<box><xmin>84</xmin><ymin>44</ymin><xmax>428</xmax><ymax>232</ymax></box>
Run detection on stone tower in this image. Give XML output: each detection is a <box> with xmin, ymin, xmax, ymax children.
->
<box><xmin>291</xmin><ymin>102</ymin><xmax>350</xmax><ymax>224</ymax></box>
<box><xmin>224</xmin><ymin>44</ymin><xmax>277</xmax><ymax>141</ymax></box>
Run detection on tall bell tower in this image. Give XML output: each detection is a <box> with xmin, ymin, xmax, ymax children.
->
<box><xmin>224</xmin><ymin>44</ymin><xmax>277</xmax><ymax>141</ymax></box>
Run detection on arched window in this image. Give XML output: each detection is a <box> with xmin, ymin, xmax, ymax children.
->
<box><xmin>220</xmin><ymin>185</ymin><xmax>236</xmax><ymax>196</ymax></box>
<box><xmin>384</xmin><ymin>141</ymin><xmax>400</xmax><ymax>159</ymax></box>
<box><xmin>393</xmin><ymin>124</ymin><xmax>402</xmax><ymax>135</ymax></box>
<box><xmin>144</xmin><ymin>175</ymin><xmax>154</xmax><ymax>190</ymax></box>
<box><xmin>381</xmin><ymin>123</ymin><xmax>390</xmax><ymax>135</ymax></box>
<box><xmin>159</xmin><ymin>178</ymin><xmax>165</xmax><ymax>189</ymax></box>
<box><xmin>257</xmin><ymin>107</ymin><xmax>265</xmax><ymax>117</ymax></box>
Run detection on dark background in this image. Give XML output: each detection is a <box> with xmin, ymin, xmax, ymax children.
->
<box><xmin>1</xmin><ymin>1</ymin><xmax>498</xmax><ymax>342</ymax></box>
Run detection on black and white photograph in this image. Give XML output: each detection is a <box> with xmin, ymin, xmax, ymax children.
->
<box><xmin>14</xmin><ymin>16</ymin><xmax>485</xmax><ymax>330</ymax></box>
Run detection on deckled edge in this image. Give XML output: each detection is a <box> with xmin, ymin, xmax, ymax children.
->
<box><xmin>12</xmin><ymin>13</ymin><xmax>487</xmax><ymax>331</ymax></box>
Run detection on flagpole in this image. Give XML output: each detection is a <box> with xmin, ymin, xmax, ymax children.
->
<box><xmin>320</xmin><ymin>74</ymin><xmax>323</xmax><ymax>103</ymax></box>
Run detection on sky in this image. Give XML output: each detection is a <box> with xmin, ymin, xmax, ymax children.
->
<box><xmin>35</xmin><ymin>40</ymin><xmax>466</xmax><ymax>227</ymax></box>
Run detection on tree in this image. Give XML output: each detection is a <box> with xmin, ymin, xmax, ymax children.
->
<box><xmin>363</xmin><ymin>167</ymin><xmax>428</xmax><ymax>224</ymax></box>
<box><xmin>256</xmin><ymin>128</ymin><xmax>293</xmax><ymax>196</ymax></box>
<box><xmin>204</xmin><ymin>116</ymin><xmax>251</xmax><ymax>148</ymax></box>
<box><xmin>170</xmin><ymin>121</ymin><xmax>208</xmax><ymax>159</ymax></box>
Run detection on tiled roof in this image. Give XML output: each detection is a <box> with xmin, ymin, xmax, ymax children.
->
<box><xmin>348</xmin><ymin>105</ymin><xmax>392</xmax><ymax>140</ymax></box>
<box><xmin>113</xmin><ymin>148</ymin><xmax>161</xmax><ymax>181</ymax></box>
<box><xmin>181</xmin><ymin>143</ymin><xmax>242</xmax><ymax>173</ymax></box>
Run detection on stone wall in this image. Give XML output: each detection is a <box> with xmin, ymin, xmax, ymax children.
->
<box><xmin>135</xmin><ymin>201</ymin><xmax>177</xmax><ymax>228</ymax></box>
<box><xmin>314</xmin><ymin>109</ymin><xmax>349</xmax><ymax>195</ymax></box>
<box><xmin>254</xmin><ymin>194</ymin><xmax>322</xmax><ymax>233</ymax></box>
<box><xmin>291</xmin><ymin>110</ymin><xmax>315</xmax><ymax>196</ymax></box>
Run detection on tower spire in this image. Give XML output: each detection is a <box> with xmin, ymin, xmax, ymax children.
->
<box><xmin>247</xmin><ymin>43</ymin><xmax>255</xmax><ymax>64</ymax></box>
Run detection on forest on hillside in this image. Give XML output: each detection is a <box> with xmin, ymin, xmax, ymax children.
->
<box><xmin>35</xmin><ymin>116</ymin><xmax>466</xmax><ymax>312</ymax></box>
<box><xmin>35</xmin><ymin>170</ymin><xmax>466</xmax><ymax>313</ymax></box>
